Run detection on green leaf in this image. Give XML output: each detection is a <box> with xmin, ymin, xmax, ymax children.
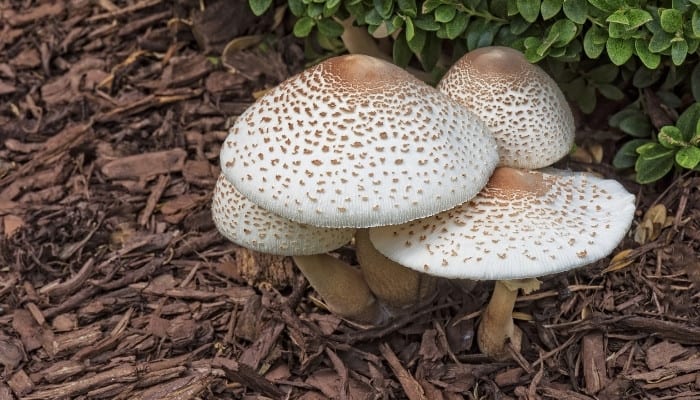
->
<box><xmin>660</xmin><ymin>9</ymin><xmax>684</xmax><ymax>33</ymax></box>
<box><xmin>588</xmin><ymin>64</ymin><xmax>618</xmax><ymax>83</ymax></box>
<box><xmin>693</xmin><ymin>118</ymin><xmax>700</xmax><ymax>145</ymax></box>
<box><xmin>587</xmin><ymin>0</ymin><xmax>620</xmax><ymax>13</ymax></box>
<box><xmin>597</xmin><ymin>83</ymin><xmax>625</xmax><ymax>100</ymax></box>
<box><xmin>613</xmin><ymin>139</ymin><xmax>650</xmax><ymax>168</ymax></box>
<box><xmin>467</xmin><ymin>18</ymin><xmax>489</xmax><ymax>49</ymax></box>
<box><xmin>445</xmin><ymin>12</ymin><xmax>469</xmax><ymax>39</ymax></box>
<box><xmin>397</xmin><ymin>0</ymin><xmax>418</xmax><ymax>17</ymax></box>
<box><xmin>434</xmin><ymin>4</ymin><xmax>457</xmax><ymax>23</ymax></box>
<box><xmin>550</xmin><ymin>19</ymin><xmax>578</xmax><ymax>46</ymax></box>
<box><xmin>524</xmin><ymin>36</ymin><xmax>548</xmax><ymax>62</ymax></box>
<box><xmin>316</xmin><ymin>18</ymin><xmax>344</xmax><ymax>38</ymax></box>
<box><xmin>619</xmin><ymin>113</ymin><xmax>652</xmax><ymax>137</ymax></box>
<box><xmin>692</xmin><ymin>64</ymin><xmax>700</xmax><ymax>102</ymax></box>
<box><xmin>422</xmin><ymin>0</ymin><xmax>442</xmax><ymax>14</ymax></box>
<box><xmin>607</xmin><ymin>22</ymin><xmax>629</xmax><ymax>39</ymax></box>
<box><xmin>405</xmin><ymin>17</ymin><xmax>415</xmax><ymax>41</ymax></box>
<box><xmin>323</xmin><ymin>0</ymin><xmax>341</xmax><ymax>17</ymax></box>
<box><xmin>293</xmin><ymin>17</ymin><xmax>316</xmax><ymax>37</ymax></box>
<box><xmin>248</xmin><ymin>0</ymin><xmax>273</xmax><ymax>16</ymax></box>
<box><xmin>407</xmin><ymin>25</ymin><xmax>427</xmax><ymax>53</ymax></box>
<box><xmin>635</xmin><ymin>151</ymin><xmax>675</xmax><ymax>183</ymax></box>
<box><xmin>288</xmin><ymin>0</ymin><xmax>306</xmax><ymax>16</ymax></box>
<box><xmin>657</xmin><ymin>91</ymin><xmax>683</xmax><ymax>109</ymax></box>
<box><xmin>307</xmin><ymin>2</ymin><xmax>323</xmax><ymax>18</ymax></box>
<box><xmin>419</xmin><ymin>32</ymin><xmax>440</xmax><ymax>71</ymax></box>
<box><xmin>575</xmin><ymin>80</ymin><xmax>597</xmax><ymax>113</ymax></box>
<box><xmin>583</xmin><ymin>25</ymin><xmax>607</xmax><ymax>58</ymax></box>
<box><xmin>374</xmin><ymin>0</ymin><xmax>393</xmax><ymax>19</ymax></box>
<box><xmin>658</xmin><ymin>126</ymin><xmax>687</xmax><ymax>148</ymax></box>
<box><xmin>693</xmin><ymin>9</ymin><xmax>700</xmax><ymax>36</ymax></box>
<box><xmin>517</xmin><ymin>0</ymin><xmax>541</xmax><ymax>22</ymax></box>
<box><xmin>364</xmin><ymin>8</ymin><xmax>383</xmax><ymax>25</ymax></box>
<box><xmin>637</xmin><ymin>142</ymin><xmax>675</xmax><ymax>159</ymax></box>
<box><xmin>539</xmin><ymin>20</ymin><xmax>577</xmax><ymax>53</ymax></box>
<box><xmin>676</xmin><ymin>146</ymin><xmax>700</xmax><ymax>169</ymax></box>
<box><xmin>632</xmin><ymin>67</ymin><xmax>663</xmax><ymax>88</ymax></box>
<box><xmin>610</xmin><ymin>107</ymin><xmax>640</xmax><ymax>127</ymax></box>
<box><xmin>393</xmin><ymin>31</ymin><xmax>413</xmax><ymax>67</ymax></box>
<box><xmin>634</xmin><ymin>39</ymin><xmax>661</xmax><ymax>69</ymax></box>
<box><xmin>626</xmin><ymin>8</ymin><xmax>653</xmax><ymax>29</ymax></box>
<box><xmin>563</xmin><ymin>0</ymin><xmax>588</xmax><ymax>23</ymax></box>
<box><xmin>413</xmin><ymin>16</ymin><xmax>440</xmax><ymax>31</ymax></box>
<box><xmin>671</xmin><ymin>39</ymin><xmax>689</xmax><ymax>65</ymax></box>
<box><xmin>541</xmin><ymin>0</ymin><xmax>563</xmax><ymax>19</ymax></box>
<box><xmin>606</xmin><ymin>9</ymin><xmax>629</xmax><ymax>25</ymax></box>
<box><xmin>606</xmin><ymin>37</ymin><xmax>634</xmax><ymax>65</ymax></box>
<box><xmin>673</xmin><ymin>0</ymin><xmax>691</xmax><ymax>12</ymax></box>
<box><xmin>676</xmin><ymin>103</ymin><xmax>700</xmax><ymax>141</ymax></box>
<box><xmin>649</xmin><ymin>30</ymin><xmax>674</xmax><ymax>52</ymax></box>
<box><xmin>509</xmin><ymin>15</ymin><xmax>532</xmax><ymax>34</ymax></box>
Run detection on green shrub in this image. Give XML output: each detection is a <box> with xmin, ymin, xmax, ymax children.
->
<box><xmin>248</xmin><ymin>0</ymin><xmax>700</xmax><ymax>184</ymax></box>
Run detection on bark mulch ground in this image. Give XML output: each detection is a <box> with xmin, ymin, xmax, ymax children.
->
<box><xmin>1</xmin><ymin>1</ymin><xmax>699</xmax><ymax>399</ymax></box>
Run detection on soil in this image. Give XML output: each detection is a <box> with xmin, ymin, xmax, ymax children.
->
<box><xmin>1</xmin><ymin>1</ymin><xmax>699</xmax><ymax>399</ymax></box>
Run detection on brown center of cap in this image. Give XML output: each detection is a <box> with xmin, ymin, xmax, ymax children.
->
<box><xmin>324</xmin><ymin>54</ymin><xmax>409</xmax><ymax>85</ymax></box>
<box><xmin>462</xmin><ymin>46</ymin><xmax>528</xmax><ymax>76</ymax></box>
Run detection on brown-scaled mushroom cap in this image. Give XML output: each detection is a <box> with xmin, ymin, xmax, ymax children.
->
<box><xmin>212</xmin><ymin>174</ymin><xmax>355</xmax><ymax>255</ymax></box>
<box><xmin>220</xmin><ymin>54</ymin><xmax>499</xmax><ymax>228</ymax></box>
<box><xmin>369</xmin><ymin>167</ymin><xmax>635</xmax><ymax>280</ymax></box>
<box><xmin>437</xmin><ymin>46</ymin><xmax>575</xmax><ymax>169</ymax></box>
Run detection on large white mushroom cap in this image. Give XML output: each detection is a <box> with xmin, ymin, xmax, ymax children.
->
<box><xmin>220</xmin><ymin>54</ymin><xmax>499</xmax><ymax>228</ymax></box>
<box><xmin>212</xmin><ymin>174</ymin><xmax>355</xmax><ymax>255</ymax></box>
<box><xmin>369</xmin><ymin>167</ymin><xmax>636</xmax><ymax>280</ymax></box>
<box><xmin>437</xmin><ymin>46</ymin><xmax>575</xmax><ymax>169</ymax></box>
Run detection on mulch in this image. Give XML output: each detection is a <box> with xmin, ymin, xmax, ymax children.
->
<box><xmin>1</xmin><ymin>1</ymin><xmax>699</xmax><ymax>399</ymax></box>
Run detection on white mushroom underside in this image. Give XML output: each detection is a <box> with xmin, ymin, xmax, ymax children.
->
<box><xmin>368</xmin><ymin>168</ymin><xmax>636</xmax><ymax>280</ymax></box>
<box><xmin>220</xmin><ymin>54</ymin><xmax>499</xmax><ymax>228</ymax></box>
<box><xmin>438</xmin><ymin>48</ymin><xmax>575</xmax><ymax>169</ymax></box>
<box><xmin>212</xmin><ymin>174</ymin><xmax>355</xmax><ymax>255</ymax></box>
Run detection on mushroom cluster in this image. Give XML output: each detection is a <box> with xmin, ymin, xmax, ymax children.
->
<box><xmin>364</xmin><ymin>46</ymin><xmax>636</xmax><ymax>359</ymax></box>
<box><xmin>212</xmin><ymin>48</ymin><xmax>635</xmax><ymax>362</ymax></box>
<box><xmin>212</xmin><ymin>54</ymin><xmax>499</xmax><ymax>324</ymax></box>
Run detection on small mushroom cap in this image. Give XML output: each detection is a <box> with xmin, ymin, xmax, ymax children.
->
<box><xmin>368</xmin><ymin>167</ymin><xmax>635</xmax><ymax>280</ymax></box>
<box><xmin>220</xmin><ymin>54</ymin><xmax>499</xmax><ymax>228</ymax></box>
<box><xmin>212</xmin><ymin>174</ymin><xmax>355</xmax><ymax>255</ymax></box>
<box><xmin>437</xmin><ymin>46</ymin><xmax>575</xmax><ymax>169</ymax></box>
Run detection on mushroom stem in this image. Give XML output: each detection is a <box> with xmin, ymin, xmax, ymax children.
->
<box><xmin>292</xmin><ymin>254</ymin><xmax>385</xmax><ymax>324</ymax></box>
<box><xmin>355</xmin><ymin>229</ymin><xmax>437</xmax><ymax>312</ymax></box>
<box><xmin>477</xmin><ymin>278</ymin><xmax>541</xmax><ymax>360</ymax></box>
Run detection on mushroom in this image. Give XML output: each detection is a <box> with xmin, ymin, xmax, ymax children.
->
<box><xmin>212</xmin><ymin>174</ymin><xmax>384</xmax><ymax>324</ymax></box>
<box><xmin>437</xmin><ymin>46</ymin><xmax>575</xmax><ymax>169</ymax></box>
<box><xmin>220</xmin><ymin>53</ymin><xmax>498</xmax><ymax>228</ymax></box>
<box><xmin>368</xmin><ymin>167</ymin><xmax>635</xmax><ymax>359</ymax></box>
<box><xmin>219</xmin><ymin>54</ymin><xmax>499</xmax><ymax>313</ymax></box>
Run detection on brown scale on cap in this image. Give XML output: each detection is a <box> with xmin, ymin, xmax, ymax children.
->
<box><xmin>220</xmin><ymin>54</ymin><xmax>499</xmax><ymax>229</ymax></box>
<box><xmin>369</xmin><ymin>167</ymin><xmax>636</xmax><ymax>280</ymax></box>
<box><xmin>211</xmin><ymin>174</ymin><xmax>354</xmax><ymax>256</ymax></box>
<box><xmin>438</xmin><ymin>46</ymin><xmax>575</xmax><ymax>169</ymax></box>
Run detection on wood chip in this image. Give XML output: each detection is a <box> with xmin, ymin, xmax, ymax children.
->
<box><xmin>379</xmin><ymin>343</ymin><xmax>426</xmax><ymax>400</ymax></box>
<box><xmin>101</xmin><ymin>148</ymin><xmax>187</xmax><ymax>179</ymax></box>
<box><xmin>582</xmin><ymin>332</ymin><xmax>608</xmax><ymax>394</ymax></box>
<box><xmin>625</xmin><ymin>356</ymin><xmax>700</xmax><ymax>382</ymax></box>
<box><xmin>646</xmin><ymin>341</ymin><xmax>688</xmax><ymax>370</ymax></box>
<box><xmin>7</xmin><ymin>369</ymin><xmax>33</xmax><ymax>396</ymax></box>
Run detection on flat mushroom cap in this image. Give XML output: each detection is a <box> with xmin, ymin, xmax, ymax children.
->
<box><xmin>220</xmin><ymin>54</ymin><xmax>499</xmax><ymax>228</ymax></box>
<box><xmin>212</xmin><ymin>174</ymin><xmax>355</xmax><ymax>255</ymax></box>
<box><xmin>437</xmin><ymin>46</ymin><xmax>575</xmax><ymax>169</ymax></box>
<box><xmin>369</xmin><ymin>167</ymin><xmax>635</xmax><ymax>280</ymax></box>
